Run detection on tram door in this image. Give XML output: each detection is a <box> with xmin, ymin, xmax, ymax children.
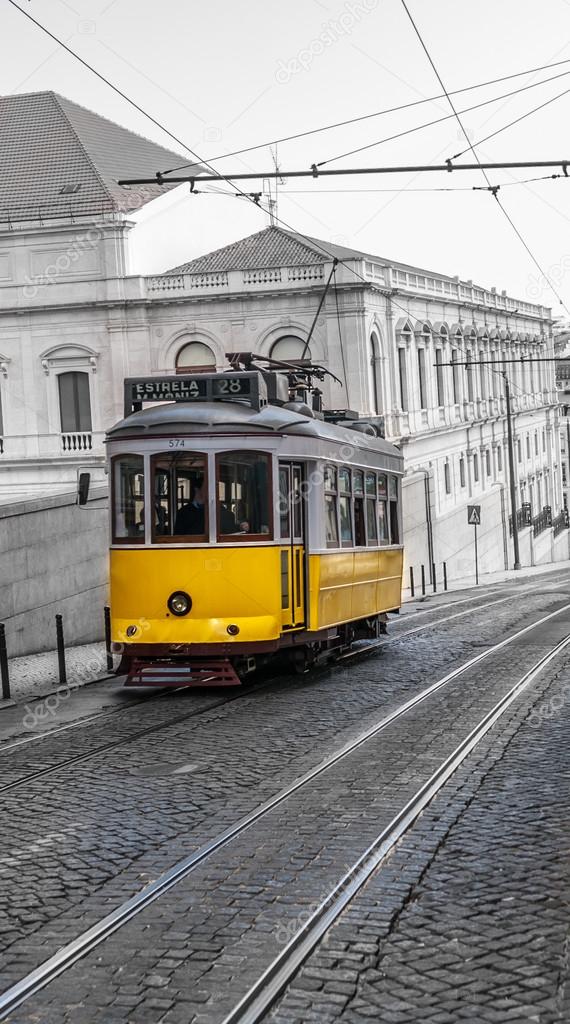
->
<box><xmin>279</xmin><ymin>463</ymin><xmax>306</xmax><ymax>629</ymax></box>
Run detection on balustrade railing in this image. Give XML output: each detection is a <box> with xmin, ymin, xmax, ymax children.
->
<box><xmin>61</xmin><ymin>432</ymin><xmax>92</xmax><ymax>452</ymax></box>
<box><xmin>553</xmin><ymin>509</ymin><xmax>570</xmax><ymax>537</ymax></box>
<box><xmin>509</xmin><ymin>506</ymin><xmax>531</xmax><ymax>536</ymax></box>
<box><xmin>532</xmin><ymin>507</ymin><xmax>552</xmax><ymax>537</ymax></box>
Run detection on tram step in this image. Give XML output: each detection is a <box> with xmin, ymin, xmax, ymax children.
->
<box><xmin>125</xmin><ymin>658</ymin><xmax>242</xmax><ymax>687</ymax></box>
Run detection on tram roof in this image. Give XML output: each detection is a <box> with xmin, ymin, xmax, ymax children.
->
<box><xmin>106</xmin><ymin>401</ymin><xmax>402</xmax><ymax>460</ymax></box>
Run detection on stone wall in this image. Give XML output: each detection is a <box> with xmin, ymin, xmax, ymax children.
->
<box><xmin>0</xmin><ymin>489</ymin><xmax>108</xmax><ymax>658</ymax></box>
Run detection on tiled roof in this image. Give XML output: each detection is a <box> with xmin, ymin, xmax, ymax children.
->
<box><xmin>164</xmin><ymin>225</ymin><xmax>469</xmax><ymax>286</ymax></box>
<box><xmin>0</xmin><ymin>91</ymin><xmax>202</xmax><ymax>224</ymax></box>
<box><xmin>166</xmin><ymin>226</ymin><xmax>325</xmax><ymax>274</ymax></box>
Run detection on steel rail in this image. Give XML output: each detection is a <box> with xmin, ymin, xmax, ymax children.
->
<box><xmin>223</xmin><ymin>630</ymin><xmax>570</xmax><ymax>1024</ymax></box>
<box><xmin>0</xmin><ymin>601</ymin><xmax>568</xmax><ymax>1020</ymax></box>
<box><xmin>2</xmin><ymin>570</ymin><xmax>568</xmax><ymax>760</ymax></box>
<box><xmin>0</xmin><ymin>582</ymin><xmax>558</xmax><ymax>787</ymax></box>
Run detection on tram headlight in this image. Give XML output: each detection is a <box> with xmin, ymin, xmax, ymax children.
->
<box><xmin>167</xmin><ymin>591</ymin><xmax>192</xmax><ymax>617</ymax></box>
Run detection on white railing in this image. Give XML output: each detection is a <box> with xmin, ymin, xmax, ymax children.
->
<box><xmin>243</xmin><ymin>267</ymin><xmax>282</xmax><ymax>285</ymax></box>
<box><xmin>188</xmin><ymin>272</ymin><xmax>228</xmax><ymax>289</ymax></box>
<box><xmin>147</xmin><ymin>271</ymin><xmax>229</xmax><ymax>292</ymax></box>
<box><xmin>61</xmin><ymin>432</ymin><xmax>92</xmax><ymax>452</ymax></box>
<box><xmin>390</xmin><ymin>268</ymin><xmax>547</xmax><ymax>317</ymax></box>
<box><xmin>287</xmin><ymin>264</ymin><xmax>324</xmax><ymax>282</ymax></box>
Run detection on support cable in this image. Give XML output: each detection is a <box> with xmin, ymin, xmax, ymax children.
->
<box><xmin>398</xmin><ymin>0</ymin><xmax>570</xmax><ymax>318</ymax></box>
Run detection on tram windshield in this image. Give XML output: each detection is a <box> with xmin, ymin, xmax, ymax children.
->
<box><xmin>112</xmin><ymin>455</ymin><xmax>145</xmax><ymax>542</ymax></box>
<box><xmin>152</xmin><ymin>453</ymin><xmax>208</xmax><ymax>541</ymax></box>
<box><xmin>216</xmin><ymin>451</ymin><xmax>272</xmax><ymax>539</ymax></box>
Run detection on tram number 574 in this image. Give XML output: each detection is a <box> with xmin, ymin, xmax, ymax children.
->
<box><xmin>168</xmin><ymin>439</ymin><xmax>186</xmax><ymax>448</ymax></box>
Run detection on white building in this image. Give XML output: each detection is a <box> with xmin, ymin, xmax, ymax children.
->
<box><xmin>0</xmin><ymin>92</ymin><xmax>567</xmax><ymax>581</ymax></box>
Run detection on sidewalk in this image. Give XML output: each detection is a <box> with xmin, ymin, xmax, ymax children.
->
<box><xmin>402</xmin><ymin>556</ymin><xmax>570</xmax><ymax>602</ymax></box>
<box><xmin>1</xmin><ymin>640</ymin><xmax>111</xmax><ymax>708</ymax></box>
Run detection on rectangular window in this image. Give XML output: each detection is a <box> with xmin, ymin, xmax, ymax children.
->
<box><xmin>526</xmin><ymin>435</ymin><xmax>530</xmax><ymax>459</ymax></box>
<box><xmin>534</xmin><ymin>432</ymin><xmax>538</xmax><ymax>455</ymax></box>
<box><xmin>365</xmin><ymin>472</ymin><xmax>377</xmax><ymax>545</ymax></box>
<box><xmin>324</xmin><ymin>465</ymin><xmax>338</xmax><ymax>548</ymax></box>
<box><xmin>58</xmin><ymin>371</ymin><xmax>92</xmax><ymax>433</ymax></box>
<box><xmin>460</xmin><ymin>457</ymin><xmax>466</xmax><ymax>487</ymax></box>
<box><xmin>378</xmin><ymin>474</ymin><xmax>390</xmax><ymax>543</ymax></box>
<box><xmin>216</xmin><ymin>451</ymin><xmax>272</xmax><ymax>540</ymax></box>
<box><xmin>113</xmin><ymin>455</ymin><xmax>145</xmax><ymax>543</ymax></box>
<box><xmin>152</xmin><ymin>453</ymin><xmax>208</xmax><ymax>542</ymax></box>
<box><xmin>435</xmin><ymin>350</ymin><xmax>444</xmax><ymax>406</ymax></box>
<box><xmin>353</xmin><ymin>470</ymin><xmax>365</xmax><ymax>546</ymax></box>
<box><xmin>473</xmin><ymin>453</ymin><xmax>479</xmax><ymax>482</ymax></box>
<box><xmin>542</xmin><ymin>430</ymin><xmax>546</xmax><ymax>452</ymax></box>
<box><xmin>518</xmin><ymin>439</ymin><xmax>522</xmax><ymax>463</ymax></box>
<box><xmin>398</xmin><ymin>348</ymin><xmax>408</xmax><ymax>411</ymax></box>
<box><xmin>479</xmin><ymin>352</ymin><xmax>486</xmax><ymax>399</ymax></box>
<box><xmin>418</xmin><ymin>349</ymin><xmax>427</xmax><ymax>409</ymax></box>
<box><xmin>497</xmin><ymin>446</ymin><xmax>502</xmax><ymax>472</ymax></box>
<box><xmin>486</xmin><ymin>449</ymin><xmax>491</xmax><ymax>476</ymax></box>
<box><xmin>444</xmin><ymin>462</ymin><xmax>451</xmax><ymax>494</ymax></box>
<box><xmin>389</xmin><ymin>476</ymin><xmax>399</xmax><ymax>544</ymax></box>
<box><xmin>466</xmin><ymin>349</ymin><xmax>474</xmax><ymax>402</ymax></box>
<box><xmin>451</xmin><ymin>350</ymin><xmax>460</xmax><ymax>404</ymax></box>
<box><xmin>279</xmin><ymin>466</ymin><xmax>291</xmax><ymax>539</ymax></box>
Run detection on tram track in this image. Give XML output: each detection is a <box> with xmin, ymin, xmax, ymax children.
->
<box><xmin>0</xmin><ymin>582</ymin><xmax>567</xmax><ymax>795</ymax></box>
<box><xmin>3</xmin><ymin>569</ymin><xmax>569</xmax><ymax>761</ymax></box>
<box><xmin>0</xmin><ymin>600</ymin><xmax>568</xmax><ymax>1021</ymax></box>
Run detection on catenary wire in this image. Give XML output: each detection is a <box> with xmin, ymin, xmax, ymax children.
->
<box><xmin>397</xmin><ymin>0</ymin><xmax>570</xmax><ymax>318</ymax></box>
<box><xmin>318</xmin><ymin>66</ymin><xmax>570</xmax><ymax>167</ymax></box>
<box><xmin>10</xmin><ymin>0</ymin><xmax>565</xmax><ymax>361</ymax></box>
<box><xmin>159</xmin><ymin>57</ymin><xmax>570</xmax><ymax>174</ymax></box>
<box><xmin>451</xmin><ymin>80</ymin><xmax>570</xmax><ymax>161</ymax></box>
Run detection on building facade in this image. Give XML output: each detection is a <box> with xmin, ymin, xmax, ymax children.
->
<box><xmin>0</xmin><ymin>92</ymin><xmax>566</xmax><ymax>579</ymax></box>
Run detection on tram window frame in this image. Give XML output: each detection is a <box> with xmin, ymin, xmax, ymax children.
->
<box><xmin>111</xmin><ymin>454</ymin><xmax>145</xmax><ymax>544</ymax></box>
<box><xmin>388</xmin><ymin>475</ymin><xmax>400</xmax><ymax>545</ymax></box>
<box><xmin>215</xmin><ymin>450</ymin><xmax>273</xmax><ymax>541</ymax></box>
<box><xmin>365</xmin><ymin>471</ymin><xmax>378</xmax><ymax>545</ymax></box>
<box><xmin>378</xmin><ymin>473</ymin><xmax>390</xmax><ymax>544</ymax></box>
<box><xmin>324</xmin><ymin>464</ymin><xmax>339</xmax><ymax>548</ymax></box>
<box><xmin>279</xmin><ymin>465</ymin><xmax>291</xmax><ymax>540</ymax></box>
<box><xmin>339</xmin><ymin>467</ymin><xmax>353</xmax><ymax>547</ymax></box>
<box><xmin>150</xmin><ymin>453</ymin><xmax>209</xmax><ymax>544</ymax></box>
<box><xmin>353</xmin><ymin>470</ymin><xmax>366</xmax><ymax>546</ymax></box>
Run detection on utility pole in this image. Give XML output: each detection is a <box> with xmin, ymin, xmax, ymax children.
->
<box><xmin>504</xmin><ymin>370</ymin><xmax>521</xmax><ymax>570</ymax></box>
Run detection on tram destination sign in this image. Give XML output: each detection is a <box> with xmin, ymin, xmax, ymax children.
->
<box><xmin>124</xmin><ymin>372</ymin><xmax>266</xmax><ymax>417</ymax></box>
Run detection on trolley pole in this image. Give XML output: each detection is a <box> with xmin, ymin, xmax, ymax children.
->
<box><xmin>504</xmin><ymin>372</ymin><xmax>521</xmax><ymax>570</ymax></box>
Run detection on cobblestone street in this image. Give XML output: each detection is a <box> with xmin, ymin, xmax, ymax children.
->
<box><xmin>1</xmin><ymin>572</ymin><xmax>570</xmax><ymax>1023</ymax></box>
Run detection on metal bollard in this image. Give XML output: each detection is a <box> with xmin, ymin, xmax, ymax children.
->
<box><xmin>55</xmin><ymin>614</ymin><xmax>67</xmax><ymax>687</ymax></box>
<box><xmin>104</xmin><ymin>606</ymin><xmax>113</xmax><ymax>672</ymax></box>
<box><xmin>443</xmin><ymin>562</ymin><xmax>448</xmax><ymax>592</ymax></box>
<box><xmin>0</xmin><ymin>624</ymin><xmax>10</xmax><ymax>701</ymax></box>
<box><xmin>421</xmin><ymin>564</ymin><xmax>426</xmax><ymax>596</ymax></box>
<box><xmin>409</xmin><ymin>566</ymin><xmax>415</xmax><ymax>598</ymax></box>
<box><xmin>432</xmin><ymin>562</ymin><xmax>437</xmax><ymax>593</ymax></box>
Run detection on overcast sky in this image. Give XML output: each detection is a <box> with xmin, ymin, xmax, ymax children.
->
<box><xmin>3</xmin><ymin>0</ymin><xmax>570</xmax><ymax>313</ymax></box>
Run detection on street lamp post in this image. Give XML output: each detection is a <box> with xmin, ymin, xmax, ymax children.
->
<box><xmin>504</xmin><ymin>371</ymin><xmax>521</xmax><ymax>570</ymax></box>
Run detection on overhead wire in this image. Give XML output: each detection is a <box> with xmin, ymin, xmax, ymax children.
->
<box><xmin>9</xmin><ymin>0</ymin><xmax>565</xmax><ymax>378</ymax></box>
<box><xmin>318</xmin><ymin>65</ymin><xmax>570</xmax><ymax>167</ymax></box>
<box><xmin>397</xmin><ymin>0</ymin><xmax>570</xmax><ymax>318</ymax></box>
<box><xmin>451</xmin><ymin>80</ymin><xmax>570</xmax><ymax>160</ymax></box>
<box><xmin>158</xmin><ymin>56</ymin><xmax>570</xmax><ymax>174</ymax></box>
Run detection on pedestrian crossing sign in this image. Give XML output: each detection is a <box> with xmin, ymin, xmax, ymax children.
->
<box><xmin>468</xmin><ymin>505</ymin><xmax>481</xmax><ymax>525</ymax></box>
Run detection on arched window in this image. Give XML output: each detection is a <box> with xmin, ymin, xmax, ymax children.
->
<box><xmin>58</xmin><ymin>371</ymin><xmax>92</xmax><ymax>433</ymax></box>
<box><xmin>270</xmin><ymin>336</ymin><xmax>311</xmax><ymax>363</ymax></box>
<box><xmin>370</xmin><ymin>332</ymin><xmax>382</xmax><ymax>415</ymax></box>
<box><xmin>176</xmin><ymin>341</ymin><xmax>216</xmax><ymax>373</ymax></box>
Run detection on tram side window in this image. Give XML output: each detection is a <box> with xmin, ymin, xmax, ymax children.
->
<box><xmin>353</xmin><ymin>470</ymin><xmax>366</xmax><ymax>546</ymax></box>
<box><xmin>113</xmin><ymin>455</ymin><xmax>145</xmax><ymax>542</ymax></box>
<box><xmin>279</xmin><ymin>465</ymin><xmax>291</xmax><ymax>539</ymax></box>
<box><xmin>339</xmin><ymin>468</ymin><xmax>353</xmax><ymax>547</ymax></box>
<box><xmin>389</xmin><ymin>476</ymin><xmax>400</xmax><ymax>544</ymax></box>
<box><xmin>378</xmin><ymin>474</ymin><xmax>389</xmax><ymax>544</ymax></box>
<box><xmin>151</xmin><ymin>454</ymin><xmax>208</xmax><ymax>541</ymax></box>
<box><xmin>324</xmin><ymin>465</ymin><xmax>339</xmax><ymax>548</ymax></box>
<box><xmin>365</xmin><ymin>472</ymin><xmax>378</xmax><ymax>545</ymax></box>
<box><xmin>217</xmin><ymin>451</ymin><xmax>272</xmax><ymax>538</ymax></box>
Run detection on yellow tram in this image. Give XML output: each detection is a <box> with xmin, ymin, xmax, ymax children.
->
<box><xmin>106</xmin><ymin>358</ymin><xmax>404</xmax><ymax>685</ymax></box>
